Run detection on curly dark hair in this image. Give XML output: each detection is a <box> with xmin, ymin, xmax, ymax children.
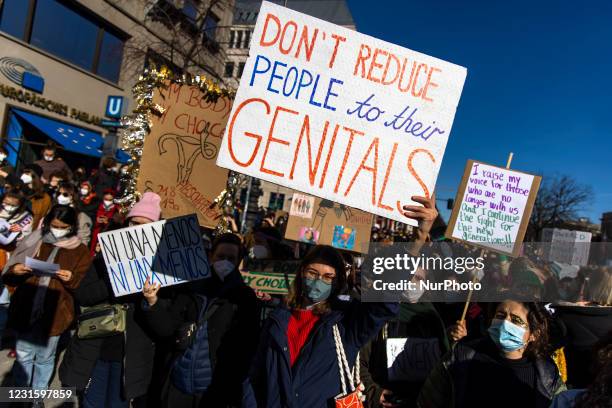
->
<box><xmin>574</xmin><ymin>331</ymin><xmax>612</xmax><ymax>408</ymax></box>
<box><xmin>286</xmin><ymin>245</ymin><xmax>347</xmax><ymax>315</ymax></box>
<box><xmin>487</xmin><ymin>301</ymin><xmax>551</xmax><ymax>359</ymax></box>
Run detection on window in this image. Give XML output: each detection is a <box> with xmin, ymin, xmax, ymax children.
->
<box><xmin>224</xmin><ymin>62</ymin><xmax>234</xmax><ymax>78</ymax></box>
<box><xmin>243</xmin><ymin>30</ymin><xmax>251</xmax><ymax>48</ymax></box>
<box><xmin>96</xmin><ymin>30</ymin><xmax>125</xmax><ymax>83</ymax></box>
<box><xmin>0</xmin><ymin>0</ymin><xmax>126</xmax><ymax>83</ymax></box>
<box><xmin>229</xmin><ymin>30</ymin><xmax>235</xmax><ymax>48</ymax></box>
<box><xmin>0</xmin><ymin>0</ymin><xmax>30</xmax><ymax>40</ymax></box>
<box><xmin>268</xmin><ymin>193</ymin><xmax>285</xmax><ymax>211</ymax></box>
<box><xmin>30</xmin><ymin>0</ymin><xmax>99</xmax><ymax>71</ymax></box>
<box><xmin>182</xmin><ymin>0</ymin><xmax>198</xmax><ymax>23</ymax></box>
<box><xmin>235</xmin><ymin>30</ymin><xmax>243</xmax><ymax>49</ymax></box>
<box><xmin>237</xmin><ymin>62</ymin><xmax>245</xmax><ymax>77</ymax></box>
<box><xmin>203</xmin><ymin>12</ymin><xmax>219</xmax><ymax>40</ymax></box>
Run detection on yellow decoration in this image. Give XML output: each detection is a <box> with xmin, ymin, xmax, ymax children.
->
<box><xmin>116</xmin><ymin>66</ymin><xmax>235</xmax><ymax>216</ymax></box>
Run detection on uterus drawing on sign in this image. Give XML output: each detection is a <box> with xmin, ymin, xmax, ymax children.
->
<box><xmin>157</xmin><ymin>122</ymin><xmax>217</xmax><ymax>184</ymax></box>
<box><xmin>310</xmin><ymin>199</ymin><xmax>353</xmax><ymax>231</ymax></box>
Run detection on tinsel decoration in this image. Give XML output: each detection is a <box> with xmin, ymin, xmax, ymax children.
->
<box><xmin>212</xmin><ymin>171</ymin><xmax>245</xmax><ymax>236</ymax></box>
<box><xmin>116</xmin><ymin>66</ymin><xmax>235</xmax><ymax>222</ymax></box>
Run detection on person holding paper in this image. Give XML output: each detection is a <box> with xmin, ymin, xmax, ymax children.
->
<box><xmin>59</xmin><ymin>192</ymin><xmax>163</xmax><ymax>408</ymax></box>
<box><xmin>0</xmin><ymin>190</ymin><xmax>33</xmax><ymax>249</ymax></box>
<box><xmin>0</xmin><ymin>190</ymin><xmax>34</xmax><ymax>351</ymax></box>
<box><xmin>2</xmin><ymin>205</ymin><xmax>91</xmax><ymax>390</ymax></box>
<box><xmin>140</xmin><ymin>232</ymin><xmax>260</xmax><ymax>407</ymax></box>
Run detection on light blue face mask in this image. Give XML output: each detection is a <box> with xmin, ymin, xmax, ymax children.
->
<box><xmin>488</xmin><ymin>318</ymin><xmax>527</xmax><ymax>352</ymax></box>
<box><xmin>303</xmin><ymin>277</ymin><xmax>332</xmax><ymax>302</ymax></box>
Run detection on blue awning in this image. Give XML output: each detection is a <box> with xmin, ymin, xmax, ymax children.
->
<box><xmin>12</xmin><ymin>109</ymin><xmax>129</xmax><ymax>163</ymax></box>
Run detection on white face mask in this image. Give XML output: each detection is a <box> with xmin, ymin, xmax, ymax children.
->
<box><xmin>50</xmin><ymin>227</ymin><xmax>70</xmax><ymax>239</ymax></box>
<box><xmin>0</xmin><ymin>154</ymin><xmax>6</xmax><ymax>161</ymax></box>
<box><xmin>44</xmin><ymin>155</ymin><xmax>54</xmax><ymax>162</ymax></box>
<box><xmin>80</xmin><ymin>188</ymin><xmax>89</xmax><ymax>196</ymax></box>
<box><xmin>57</xmin><ymin>195</ymin><xmax>72</xmax><ymax>205</ymax></box>
<box><xmin>3</xmin><ymin>204</ymin><xmax>18</xmax><ymax>214</ymax></box>
<box><xmin>250</xmin><ymin>245</ymin><xmax>269</xmax><ymax>259</ymax></box>
<box><xmin>20</xmin><ymin>174</ymin><xmax>33</xmax><ymax>184</ymax></box>
<box><xmin>103</xmin><ymin>199</ymin><xmax>114</xmax><ymax>207</ymax></box>
<box><xmin>213</xmin><ymin>260</ymin><xmax>235</xmax><ymax>281</ymax></box>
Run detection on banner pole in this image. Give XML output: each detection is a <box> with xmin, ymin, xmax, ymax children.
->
<box><xmin>460</xmin><ymin>152</ymin><xmax>514</xmax><ymax>322</ymax></box>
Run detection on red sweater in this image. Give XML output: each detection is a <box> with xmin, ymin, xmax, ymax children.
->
<box><xmin>287</xmin><ymin>309</ymin><xmax>320</xmax><ymax>367</ymax></box>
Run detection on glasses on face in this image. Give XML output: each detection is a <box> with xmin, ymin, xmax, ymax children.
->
<box><xmin>304</xmin><ymin>269</ymin><xmax>336</xmax><ymax>284</ymax></box>
<box><xmin>494</xmin><ymin>311</ymin><xmax>529</xmax><ymax>329</ymax></box>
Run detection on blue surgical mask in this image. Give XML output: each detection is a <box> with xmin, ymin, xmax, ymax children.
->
<box><xmin>488</xmin><ymin>318</ymin><xmax>527</xmax><ymax>352</ymax></box>
<box><xmin>303</xmin><ymin>277</ymin><xmax>332</xmax><ymax>302</ymax></box>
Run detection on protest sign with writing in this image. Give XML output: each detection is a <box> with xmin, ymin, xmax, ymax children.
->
<box><xmin>98</xmin><ymin>214</ymin><xmax>210</xmax><ymax>296</ymax></box>
<box><xmin>240</xmin><ymin>259</ymin><xmax>299</xmax><ymax>294</ymax></box>
<box><xmin>446</xmin><ymin>160</ymin><xmax>541</xmax><ymax>256</ymax></box>
<box><xmin>542</xmin><ymin>228</ymin><xmax>592</xmax><ymax>266</ymax></box>
<box><xmin>216</xmin><ymin>1</ymin><xmax>467</xmax><ymax>226</ymax></box>
<box><xmin>137</xmin><ymin>81</ymin><xmax>231</xmax><ymax>228</ymax></box>
<box><xmin>284</xmin><ymin>192</ymin><xmax>373</xmax><ymax>253</ymax></box>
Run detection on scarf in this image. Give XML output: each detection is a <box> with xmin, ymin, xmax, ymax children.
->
<box><xmin>80</xmin><ymin>192</ymin><xmax>97</xmax><ymax>205</ymax></box>
<box><xmin>30</xmin><ymin>232</ymin><xmax>81</xmax><ymax>324</ymax></box>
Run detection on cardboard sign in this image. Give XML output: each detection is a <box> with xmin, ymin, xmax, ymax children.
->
<box><xmin>240</xmin><ymin>270</ymin><xmax>296</xmax><ymax>294</ymax></box>
<box><xmin>216</xmin><ymin>1</ymin><xmax>467</xmax><ymax>226</ymax></box>
<box><xmin>137</xmin><ymin>81</ymin><xmax>231</xmax><ymax>228</ymax></box>
<box><xmin>542</xmin><ymin>228</ymin><xmax>592</xmax><ymax>266</ymax></box>
<box><xmin>446</xmin><ymin>160</ymin><xmax>541</xmax><ymax>256</ymax></box>
<box><xmin>240</xmin><ymin>259</ymin><xmax>299</xmax><ymax>294</ymax></box>
<box><xmin>98</xmin><ymin>214</ymin><xmax>210</xmax><ymax>296</ymax></box>
<box><xmin>284</xmin><ymin>192</ymin><xmax>373</xmax><ymax>253</ymax></box>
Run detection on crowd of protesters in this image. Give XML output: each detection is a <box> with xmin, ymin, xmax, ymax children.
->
<box><xmin>0</xmin><ymin>142</ymin><xmax>609</xmax><ymax>408</ymax></box>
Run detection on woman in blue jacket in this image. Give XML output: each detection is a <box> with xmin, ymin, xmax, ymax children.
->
<box><xmin>243</xmin><ymin>195</ymin><xmax>437</xmax><ymax>408</ymax></box>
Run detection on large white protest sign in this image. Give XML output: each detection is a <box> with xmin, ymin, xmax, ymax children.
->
<box><xmin>216</xmin><ymin>1</ymin><xmax>467</xmax><ymax>226</ymax></box>
<box><xmin>542</xmin><ymin>228</ymin><xmax>592</xmax><ymax>266</ymax></box>
<box><xmin>98</xmin><ymin>214</ymin><xmax>210</xmax><ymax>296</ymax></box>
<box><xmin>446</xmin><ymin>160</ymin><xmax>541</xmax><ymax>256</ymax></box>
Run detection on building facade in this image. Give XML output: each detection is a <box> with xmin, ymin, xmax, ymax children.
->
<box><xmin>0</xmin><ymin>0</ymin><xmax>234</xmax><ymax>172</ymax></box>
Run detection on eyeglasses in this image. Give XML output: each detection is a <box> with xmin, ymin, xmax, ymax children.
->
<box><xmin>494</xmin><ymin>311</ymin><xmax>529</xmax><ymax>329</ymax></box>
<box><xmin>304</xmin><ymin>269</ymin><xmax>336</xmax><ymax>284</ymax></box>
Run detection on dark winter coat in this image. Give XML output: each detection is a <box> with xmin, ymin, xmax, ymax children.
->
<box><xmin>553</xmin><ymin>303</ymin><xmax>612</xmax><ymax>387</ymax></box>
<box><xmin>142</xmin><ymin>273</ymin><xmax>260</xmax><ymax>407</ymax></box>
<box><xmin>417</xmin><ymin>337</ymin><xmax>566</xmax><ymax>408</ymax></box>
<box><xmin>243</xmin><ymin>301</ymin><xmax>399</xmax><ymax>408</ymax></box>
<box><xmin>361</xmin><ymin>302</ymin><xmax>451</xmax><ymax>408</ymax></box>
<box><xmin>58</xmin><ymin>255</ymin><xmax>156</xmax><ymax>400</ymax></box>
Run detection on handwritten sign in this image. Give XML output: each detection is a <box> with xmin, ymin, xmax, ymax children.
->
<box><xmin>98</xmin><ymin>214</ymin><xmax>210</xmax><ymax>296</ymax></box>
<box><xmin>446</xmin><ymin>160</ymin><xmax>541</xmax><ymax>256</ymax></box>
<box><xmin>240</xmin><ymin>259</ymin><xmax>299</xmax><ymax>294</ymax></box>
<box><xmin>284</xmin><ymin>192</ymin><xmax>373</xmax><ymax>253</ymax></box>
<box><xmin>542</xmin><ymin>228</ymin><xmax>592</xmax><ymax>266</ymax></box>
<box><xmin>137</xmin><ymin>81</ymin><xmax>231</xmax><ymax>228</ymax></box>
<box><xmin>240</xmin><ymin>270</ymin><xmax>295</xmax><ymax>294</ymax></box>
<box><xmin>216</xmin><ymin>1</ymin><xmax>467</xmax><ymax>226</ymax></box>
